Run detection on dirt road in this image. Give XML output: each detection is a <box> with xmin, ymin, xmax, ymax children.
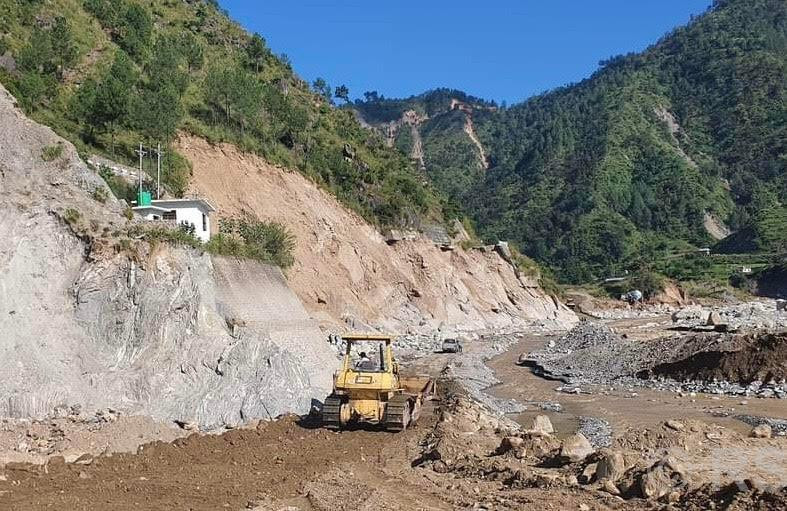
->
<box><xmin>0</xmin><ymin>415</ymin><xmax>436</xmax><ymax>510</ymax></box>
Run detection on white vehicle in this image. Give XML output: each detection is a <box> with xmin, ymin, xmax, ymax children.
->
<box><xmin>441</xmin><ymin>338</ymin><xmax>463</xmax><ymax>354</ymax></box>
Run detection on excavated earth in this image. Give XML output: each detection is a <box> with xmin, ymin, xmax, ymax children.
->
<box><xmin>2</xmin><ymin>379</ymin><xmax>785</xmax><ymax>511</ymax></box>
<box><xmin>646</xmin><ymin>331</ymin><xmax>787</xmax><ymax>384</ymax></box>
<box><xmin>176</xmin><ymin>135</ymin><xmax>575</xmax><ymax>334</ymax></box>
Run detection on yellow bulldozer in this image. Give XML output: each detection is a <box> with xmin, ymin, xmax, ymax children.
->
<box><xmin>321</xmin><ymin>333</ymin><xmax>435</xmax><ymax>431</ymax></box>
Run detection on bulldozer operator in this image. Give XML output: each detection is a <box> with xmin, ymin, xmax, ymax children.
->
<box><xmin>354</xmin><ymin>351</ymin><xmax>377</xmax><ymax>371</ymax></box>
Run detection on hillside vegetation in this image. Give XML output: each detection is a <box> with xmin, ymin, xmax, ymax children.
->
<box><xmin>355</xmin><ymin>0</ymin><xmax>787</xmax><ymax>284</ymax></box>
<box><xmin>0</xmin><ymin>0</ymin><xmax>445</xmax><ymax>228</ymax></box>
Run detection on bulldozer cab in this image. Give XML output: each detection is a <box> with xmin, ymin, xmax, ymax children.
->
<box><xmin>341</xmin><ymin>333</ymin><xmax>397</xmax><ymax>375</ymax></box>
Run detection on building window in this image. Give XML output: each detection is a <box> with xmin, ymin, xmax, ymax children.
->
<box><xmin>202</xmin><ymin>213</ymin><xmax>207</xmax><ymax>232</ymax></box>
<box><xmin>163</xmin><ymin>210</ymin><xmax>176</xmax><ymax>220</ymax></box>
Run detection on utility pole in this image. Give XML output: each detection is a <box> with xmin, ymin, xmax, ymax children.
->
<box><xmin>155</xmin><ymin>143</ymin><xmax>163</xmax><ymax>199</ymax></box>
<box><xmin>134</xmin><ymin>143</ymin><xmax>147</xmax><ymax>195</ymax></box>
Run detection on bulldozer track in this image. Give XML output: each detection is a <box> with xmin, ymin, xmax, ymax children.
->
<box><xmin>321</xmin><ymin>395</ymin><xmax>343</xmax><ymax>429</ymax></box>
<box><xmin>384</xmin><ymin>395</ymin><xmax>412</xmax><ymax>431</ymax></box>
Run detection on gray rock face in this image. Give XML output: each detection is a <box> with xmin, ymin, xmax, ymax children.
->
<box><xmin>0</xmin><ymin>83</ymin><xmax>336</xmax><ymax>427</ymax></box>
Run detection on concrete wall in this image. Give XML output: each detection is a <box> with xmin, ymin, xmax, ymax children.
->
<box><xmin>174</xmin><ymin>206</ymin><xmax>211</xmax><ymax>242</ymax></box>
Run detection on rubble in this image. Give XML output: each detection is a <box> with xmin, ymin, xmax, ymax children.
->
<box><xmin>750</xmin><ymin>424</ymin><xmax>772</xmax><ymax>439</ymax></box>
<box><xmin>671</xmin><ymin>301</ymin><xmax>787</xmax><ymax>331</ymax></box>
<box><xmin>521</xmin><ymin>321</ymin><xmax>787</xmax><ymax>399</ymax></box>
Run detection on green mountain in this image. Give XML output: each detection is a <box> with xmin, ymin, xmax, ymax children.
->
<box><xmin>356</xmin><ymin>0</ymin><xmax>787</xmax><ymax>283</ymax></box>
<box><xmin>0</xmin><ymin>0</ymin><xmax>446</xmax><ymax>229</ymax></box>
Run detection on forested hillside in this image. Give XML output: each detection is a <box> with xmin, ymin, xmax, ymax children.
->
<box><xmin>356</xmin><ymin>0</ymin><xmax>786</xmax><ymax>283</ymax></box>
<box><xmin>354</xmin><ymin>89</ymin><xmax>497</xmax><ymax>218</ymax></box>
<box><xmin>0</xmin><ymin>0</ymin><xmax>445</xmax><ymax>228</ymax></box>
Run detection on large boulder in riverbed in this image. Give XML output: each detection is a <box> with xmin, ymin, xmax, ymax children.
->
<box><xmin>595</xmin><ymin>449</ymin><xmax>626</xmax><ymax>482</ymax></box>
<box><xmin>560</xmin><ymin>433</ymin><xmax>594</xmax><ymax>463</ymax></box>
<box><xmin>531</xmin><ymin>415</ymin><xmax>555</xmax><ymax>435</ymax></box>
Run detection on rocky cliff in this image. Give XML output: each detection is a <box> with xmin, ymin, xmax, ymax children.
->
<box><xmin>0</xmin><ymin>85</ymin><xmax>335</xmax><ymax>427</ymax></box>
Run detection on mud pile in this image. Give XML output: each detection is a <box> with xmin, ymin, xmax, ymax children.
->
<box><xmin>2</xmin><ymin>383</ymin><xmax>785</xmax><ymax>510</ymax></box>
<box><xmin>522</xmin><ymin>321</ymin><xmax>787</xmax><ymax>398</ymax></box>
<box><xmin>647</xmin><ymin>331</ymin><xmax>787</xmax><ymax>385</ymax></box>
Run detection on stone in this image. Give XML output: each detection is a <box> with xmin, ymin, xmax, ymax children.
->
<box><xmin>560</xmin><ymin>433</ymin><xmax>594</xmax><ymax>463</ymax></box>
<box><xmin>74</xmin><ymin>454</ymin><xmax>93</xmax><ymax>465</ymax></box>
<box><xmin>175</xmin><ymin>420</ymin><xmax>199</xmax><ymax>431</ymax></box>
<box><xmin>579</xmin><ymin>504</ymin><xmax>590</xmax><ymax>511</ymax></box>
<box><xmin>531</xmin><ymin>415</ymin><xmax>554</xmax><ymax>435</ymax></box>
<box><xmin>499</xmin><ymin>436</ymin><xmax>524</xmax><ymax>454</ymax></box>
<box><xmin>640</xmin><ymin>465</ymin><xmax>674</xmax><ymax>499</ymax></box>
<box><xmin>658</xmin><ymin>456</ymin><xmax>685</xmax><ymax>475</ymax></box>
<box><xmin>750</xmin><ymin>424</ymin><xmax>772</xmax><ymax>439</ymax></box>
<box><xmin>706</xmin><ymin>311</ymin><xmax>723</xmax><ymax>326</ymax></box>
<box><xmin>580</xmin><ymin>462</ymin><xmax>598</xmax><ymax>484</ymax></box>
<box><xmin>600</xmin><ymin>479</ymin><xmax>621</xmax><ymax>496</ymax></box>
<box><xmin>665</xmin><ymin>420</ymin><xmax>685</xmax><ymax>432</ymax></box>
<box><xmin>595</xmin><ymin>449</ymin><xmax>626</xmax><ymax>482</ymax></box>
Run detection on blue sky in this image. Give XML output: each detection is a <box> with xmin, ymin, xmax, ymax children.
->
<box><xmin>219</xmin><ymin>0</ymin><xmax>713</xmax><ymax>104</ymax></box>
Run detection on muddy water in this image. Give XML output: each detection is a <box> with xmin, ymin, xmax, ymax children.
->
<box><xmin>486</xmin><ymin>334</ymin><xmax>787</xmax><ymax>439</ymax></box>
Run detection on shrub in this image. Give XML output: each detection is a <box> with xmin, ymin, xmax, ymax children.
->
<box><xmin>135</xmin><ymin>225</ymin><xmax>201</xmax><ymax>248</ymax></box>
<box><xmin>629</xmin><ymin>270</ymin><xmax>666</xmax><ymax>299</ymax></box>
<box><xmin>98</xmin><ymin>165</ymin><xmax>137</xmax><ymax>203</ymax></box>
<box><xmin>206</xmin><ymin>217</ymin><xmax>295</xmax><ymax>268</ymax></box>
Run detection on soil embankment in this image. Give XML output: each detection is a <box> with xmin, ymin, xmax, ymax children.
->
<box><xmin>647</xmin><ymin>331</ymin><xmax>787</xmax><ymax>384</ymax></box>
<box><xmin>178</xmin><ymin>135</ymin><xmax>575</xmax><ymax>334</ymax></box>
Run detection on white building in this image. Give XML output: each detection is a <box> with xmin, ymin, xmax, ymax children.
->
<box><xmin>132</xmin><ymin>198</ymin><xmax>216</xmax><ymax>243</ymax></box>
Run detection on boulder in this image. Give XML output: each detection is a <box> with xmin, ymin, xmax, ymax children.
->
<box><xmin>580</xmin><ymin>462</ymin><xmax>598</xmax><ymax>484</ymax></box>
<box><xmin>560</xmin><ymin>433</ymin><xmax>594</xmax><ymax>463</ymax></box>
<box><xmin>640</xmin><ymin>456</ymin><xmax>686</xmax><ymax>500</ymax></box>
<box><xmin>640</xmin><ymin>465</ymin><xmax>674</xmax><ymax>499</ymax></box>
<box><xmin>750</xmin><ymin>424</ymin><xmax>772</xmax><ymax>439</ymax></box>
<box><xmin>665</xmin><ymin>420</ymin><xmax>685</xmax><ymax>432</ymax></box>
<box><xmin>595</xmin><ymin>449</ymin><xmax>626</xmax><ymax>482</ymax></box>
<box><xmin>706</xmin><ymin>311</ymin><xmax>723</xmax><ymax>326</ymax></box>
<box><xmin>498</xmin><ymin>436</ymin><xmax>525</xmax><ymax>454</ymax></box>
<box><xmin>531</xmin><ymin>414</ymin><xmax>554</xmax><ymax>435</ymax></box>
<box><xmin>600</xmin><ymin>479</ymin><xmax>621</xmax><ymax>496</ymax></box>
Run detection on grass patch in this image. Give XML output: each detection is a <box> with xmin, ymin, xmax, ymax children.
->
<box><xmin>130</xmin><ymin>217</ymin><xmax>296</xmax><ymax>269</ymax></box>
<box><xmin>41</xmin><ymin>143</ymin><xmax>64</xmax><ymax>162</ymax></box>
<box><xmin>63</xmin><ymin>207</ymin><xmax>80</xmax><ymax>227</ymax></box>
